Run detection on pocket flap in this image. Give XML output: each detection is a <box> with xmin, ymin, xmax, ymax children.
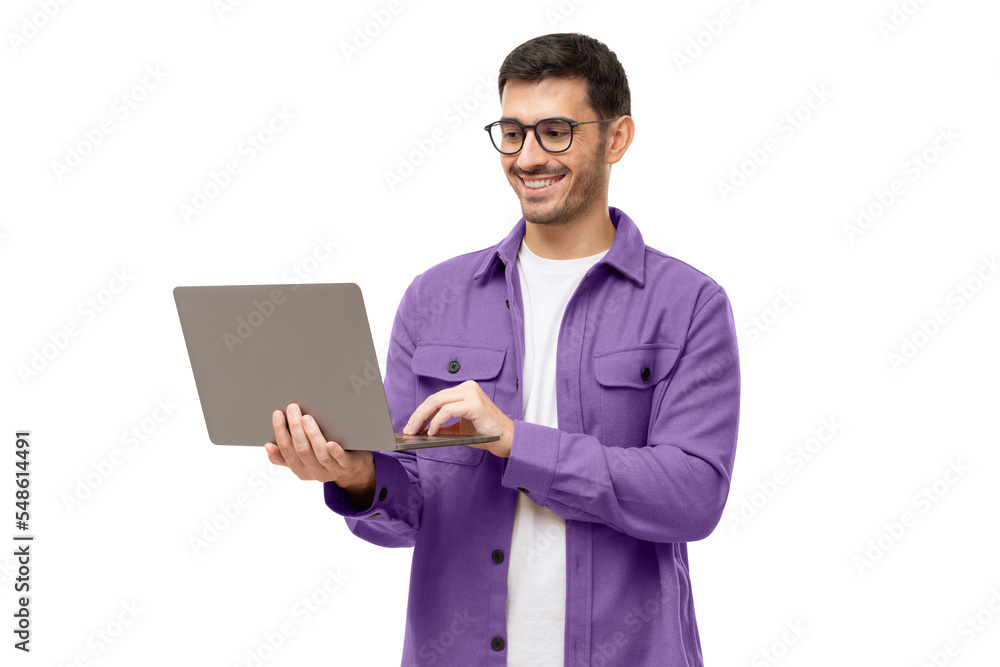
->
<box><xmin>415</xmin><ymin>444</ymin><xmax>486</xmax><ymax>465</ymax></box>
<box><xmin>594</xmin><ymin>344</ymin><xmax>682</xmax><ymax>388</ymax></box>
<box><xmin>411</xmin><ymin>344</ymin><xmax>506</xmax><ymax>381</ymax></box>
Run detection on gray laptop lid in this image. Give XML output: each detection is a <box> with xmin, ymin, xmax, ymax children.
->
<box><xmin>174</xmin><ymin>283</ymin><xmax>401</xmax><ymax>449</ymax></box>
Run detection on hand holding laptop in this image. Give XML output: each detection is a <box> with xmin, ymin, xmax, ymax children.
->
<box><xmin>264</xmin><ymin>402</ymin><xmax>376</xmax><ymax>505</ymax></box>
<box><xmin>263</xmin><ymin>379</ymin><xmax>513</xmax><ymax>509</ymax></box>
<box><xmin>264</xmin><ymin>372</ymin><xmax>516</xmax><ymax>493</ymax></box>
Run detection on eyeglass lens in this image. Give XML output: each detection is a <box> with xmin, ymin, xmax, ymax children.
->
<box><xmin>490</xmin><ymin>119</ymin><xmax>574</xmax><ymax>154</ymax></box>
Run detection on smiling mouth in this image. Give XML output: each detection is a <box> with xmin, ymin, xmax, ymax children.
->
<box><xmin>519</xmin><ymin>174</ymin><xmax>565</xmax><ymax>190</ymax></box>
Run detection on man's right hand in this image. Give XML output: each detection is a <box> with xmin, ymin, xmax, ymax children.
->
<box><xmin>264</xmin><ymin>402</ymin><xmax>376</xmax><ymax>505</ymax></box>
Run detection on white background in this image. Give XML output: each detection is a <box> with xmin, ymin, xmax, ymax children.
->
<box><xmin>2</xmin><ymin>0</ymin><xmax>999</xmax><ymax>665</ymax></box>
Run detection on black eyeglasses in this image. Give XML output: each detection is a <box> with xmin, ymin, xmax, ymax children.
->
<box><xmin>484</xmin><ymin>117</ymin><xmax>620</xmax><ymax>154</ymax></box>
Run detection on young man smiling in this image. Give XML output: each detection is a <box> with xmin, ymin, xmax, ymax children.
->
<box><xmin>265</xmin><ymin>33</ymin><xmax>740</xmax><ymax>666</ymax></box>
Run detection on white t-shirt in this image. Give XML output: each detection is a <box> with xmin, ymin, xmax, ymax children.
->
<box><xmin>506</xmin><ymin>237</ymin><xmax>608</xmax><ymax>665</ymax></box>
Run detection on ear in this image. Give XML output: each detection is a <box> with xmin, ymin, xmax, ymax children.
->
<box><xmin>604</xmin><ymin>116</ymin><xmax>635</xmax><ymax>165</ymax></box>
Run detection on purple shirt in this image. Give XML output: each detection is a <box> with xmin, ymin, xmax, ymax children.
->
<box><xmin>324</xmin><ymin>207</ymin><xmax>741</xmax><ymax>666</ymax></box>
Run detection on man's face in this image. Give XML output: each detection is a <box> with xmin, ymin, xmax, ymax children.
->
<box><xmin>498</xmin><ymin>77</ymin><xmax>609</xmax><ymax>226</ymax></box>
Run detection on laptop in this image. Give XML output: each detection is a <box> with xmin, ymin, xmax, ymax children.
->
<box><xmin>172</xmin><ymin>283</ymin><xmax>499</xmax><ymax>451</ymax></box>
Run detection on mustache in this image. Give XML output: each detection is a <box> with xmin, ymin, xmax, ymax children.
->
<box><xmin>512</xmin><ymin>168</ymin><xmax>568</xmax><ymax>178</ymax></box>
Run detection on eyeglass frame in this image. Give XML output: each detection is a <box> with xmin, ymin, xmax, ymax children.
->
<box><xmin>483</xmin><ymin>116</ymin><xmax>622</xmax><ymax>155</ymax></box>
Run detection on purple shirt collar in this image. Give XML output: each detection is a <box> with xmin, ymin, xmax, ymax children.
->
<box><xmin>473</xmin><ymin>206</ymin><xmax>646</xmax><ymax>287</ymax></box>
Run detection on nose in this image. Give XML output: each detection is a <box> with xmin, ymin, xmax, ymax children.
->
<box><xmin>516</xmin><ymin>129</ymin><xmax>548</xmax><ymax>172</ymax></box>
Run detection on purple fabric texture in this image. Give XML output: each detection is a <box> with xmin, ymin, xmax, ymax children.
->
<box><xmin>324</xmin><ymin>207</ymin><xmax>741</xmax><ymax>666</ymax></box>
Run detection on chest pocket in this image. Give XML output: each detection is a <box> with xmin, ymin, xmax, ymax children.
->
<box><xmin>410</xmin><ymin>343</ymin><xmax>506</xmax><ymax>464</ymax></box>
<box><xmin>594</xmin><ymin>344</ymin><xmax>682</xmax><ymax>448</ymax></box>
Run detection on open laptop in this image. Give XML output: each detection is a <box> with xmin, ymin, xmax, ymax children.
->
<box><xmin>172</xmin><ymin>283</ymin><xmax>499</xmax><ymax>451</ymax></box>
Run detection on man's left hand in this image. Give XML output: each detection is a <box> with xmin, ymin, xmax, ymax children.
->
<box><xmin>403</xmin><ymin>380</ymin><xmax>515</xmax><ymax>458</ymax></box>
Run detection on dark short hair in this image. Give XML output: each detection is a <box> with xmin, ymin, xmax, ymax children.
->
<box><xmin>498</xmin><ymin>33</ymin><xmax>631</xmax><ymax>120</ymax></box>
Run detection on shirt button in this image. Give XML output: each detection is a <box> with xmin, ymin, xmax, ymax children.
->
<box><xmin>516</xmin><ymin>487</ymin><xmax>529</xmax><ymax>494</ymax></box>
<box><xmin>378</xmin><ymin>488</ymin><xmax>387</xmax><ymax>502</ymax></box>
<box><xmin>505</xmin><ymin>299</ymin><xmax>510</xmax><ymax>309</ymax></box>
<box><xmin>367</xmin><ymin>512</ymin><xmax>380</xmax><ymax>518</ymax></box>
<box><xmin>491</xmin><ymin>636</ymin><xmax>505</xmax><ymax>651</ymax></box>
<box><xmin>641</xmin><ymin>366</ymin><xmax>651</xmax><ymax>381</ymax></box>
<box><xmin>448</xmin><ymin>360</ymin><xmax>461</xmax><ymax>374</ymax></box>
<box><xmin>491</xmin><ymin>549</ymin><xmax>504</xmax><ymax>564</ymax></box>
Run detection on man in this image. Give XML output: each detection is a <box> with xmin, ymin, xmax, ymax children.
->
<box><xmin>264</xmin><ymin>33</ymin><xmax>740</xmax><ymax>666</ymax></box>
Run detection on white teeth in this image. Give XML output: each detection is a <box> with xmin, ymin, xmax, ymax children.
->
<box><xmin>524</xmin><ymin>177</ymin><xmax>559</xmax><ymax>188</ymax></box>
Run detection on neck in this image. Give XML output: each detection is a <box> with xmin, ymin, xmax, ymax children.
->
<box><xmin>523</xmin><ymin>203</ymin><xmax>615</xmax><ymax>260</ymax></box>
